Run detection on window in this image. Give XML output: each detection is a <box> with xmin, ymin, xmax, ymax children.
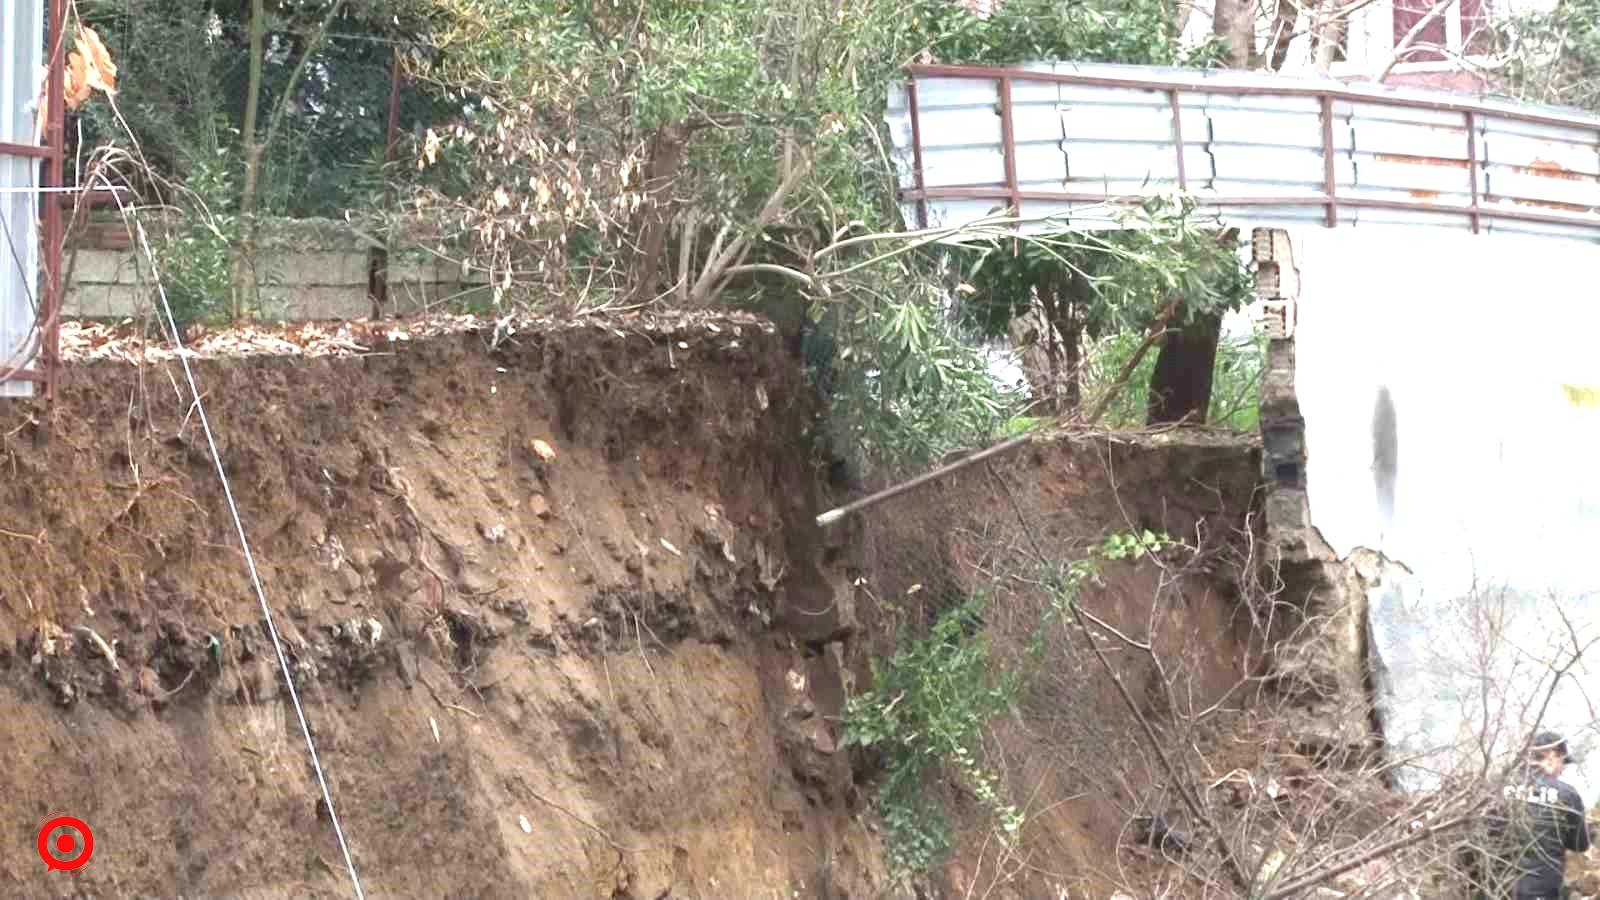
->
<box><xmin>1392</xmin><ymin>0</ymin><xmax>1494</xmax><ymax>64</ymax></box>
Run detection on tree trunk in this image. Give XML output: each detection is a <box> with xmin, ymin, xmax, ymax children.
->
<box><xmin>1040</xmin><ymin>287</ymin><xmax>1061</xmax><ymax>415</ymax></box>
<box><xmin>629</xmin><ymin>124</ymin><xmax>689</xmax><ymax>304</ymax></box>
<box><xmin>1062</xmin><ymin>310</ymin><xmax>1082</xmax><ymax>412</ymax></box>
<box><xmin>233</xmin><ymin>0</ymin><xmax>346</xmax><ymax>322</ymax></box>
<box><xmin>1005</xmin><ymin>305</ymin><xmax>1054</xmax><ymax>406</ymax></box>
<box><xmin>1035</xmin><ymin>273</ymin><xmax>1084</xmax><ymax>414</ymax></box>
<box><xmin>1211</xmin><ymin>0</ymin><xmax>1256</xmax><ymax>68</ymax></box>
<box><xmin>1147</xmin><ymin>309</ymin><xmax>1222</xmax><ymax>425</ymax></box>
<box><xmin>1141</xmin><ymin>0</ymin><xmax>1247</xmax><ymax>425</ymax></box>
<box><xmin>232</xmin><ymin>0</ymin><xmax>267</xmax><ymax>322</ymax></box>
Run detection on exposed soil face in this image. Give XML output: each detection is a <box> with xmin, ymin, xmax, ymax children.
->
<box><xmin>0</xmin><ymin>314</ymin><xmax>880</xmax><ymax>898</ymax></box>
<box><xmin>851</xmin><ymin>431</ymin><xmax>1266</xmax><ymax>898</ymax></box>
<box><xmin>0</xmin><ymin>313</ymin><xmax>1267</xmax><ymax>899</ymax></box>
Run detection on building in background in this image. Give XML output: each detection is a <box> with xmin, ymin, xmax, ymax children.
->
<box><xmin>1321</xmin><ymin>0</ymin><xmax>1547</xmax><ymax>92</ymax></box>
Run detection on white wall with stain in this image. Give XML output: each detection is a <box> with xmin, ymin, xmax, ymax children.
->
<box><xmin>1291</xmin><ymin>226</ymin><xmax>1600</xmax><ymax>796</ymax></box>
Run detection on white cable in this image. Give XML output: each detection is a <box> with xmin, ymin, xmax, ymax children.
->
<box><xmin>110</xmin><ymin>192</ymin><xmax>367</xmax><ymax>899</ymax></box>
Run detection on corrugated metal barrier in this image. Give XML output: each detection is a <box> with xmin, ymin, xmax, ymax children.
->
<box><xmin>886</xmin><ymin>61</ymin><xmax>1600</xmax><ymax>243</ymax></box>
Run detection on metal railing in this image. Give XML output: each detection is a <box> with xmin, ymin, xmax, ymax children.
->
<box><xmin>895</xmin><ymin>62</ymin><xmax>1600</xmax><ymax>239</ymax></box>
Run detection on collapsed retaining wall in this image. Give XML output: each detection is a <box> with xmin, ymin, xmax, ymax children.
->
<box><xmin>1255</xmin><ymin>224</ymin><xmax>1600</xmax><ymax>796</ymax></box>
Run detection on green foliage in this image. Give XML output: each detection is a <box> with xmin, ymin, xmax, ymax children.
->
<box><xmin>1502</xmin><ymin>0</ymin><xmax>1600</xmax><ymax>111</ymax></box>
<box><xmin>843</xmin><ymin>529</ymin><xmax>1179</xmax><ymax>877</ymax></box>
<box><xmin>1207</xmin><ymin>324</ymin><xmax>1267</xmax><ymax>431</ymax></box>
<box><xmin>841</xmin><ymin>596</ymin><xmax>1022</xmax><ymax>877</ymax></box>
<box><xmin>74</xmin><ymin>0</ymin><xmax>451</xmax><ymax>218</ymax></box>
<box><xmin>818</xmin><ymin>264</ymin><xmax>1023</xmax><ymax>469</ymax></box>
<box><xmin>998</xmin><ymin>415</ymin><xmax>1047</xmax><ymax>438</ymax></box>
<box><xmin>922</xmin><ymin>0</ymin><xmax>1230</xmax><ymax>68</ymax></box>
<box><xmin>1081</xmin><ymin>318</ymin><xmax>1265</xmax><ymax>431</ymax></box>
<box><xmin>959</xmin><ymin>199</ymin><xmax>1251</xmax><ymax>341</ymax></box>
<box><xmin>1101</xmin><ymin>529</ymin><xmax>1178</xmax><ymax>561</ymax></box>
<box><xmin>153</xmin><ymin>151</ymin><xmax>241</xmax><ymax>329</ymax></box>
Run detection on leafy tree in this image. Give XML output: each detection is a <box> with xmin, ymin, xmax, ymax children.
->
<box><xmin>73</xmin><ymin>0</ymin><xmax>449</xmax><ymax>218</ymax></box>
<box><xmin>1501</xmin><ymin>0</ymin><xmax>1600</xmax><ymax>111</ymax></box>
<box><xmin>957</xmin><ymin>200</ymin><xmax>1250</xmax><ymax>417</ymax></box>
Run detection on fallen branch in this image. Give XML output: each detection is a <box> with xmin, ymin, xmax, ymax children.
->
<box><xmin>1261</xmin><ymin>807</ymin><xmax>1480</xmax><ymax>900</ymax></box>
<box><xmin>1069</xmin><ymin>599</ymin><xmax>1253</xmax><ymax>893</ymax></box>
<box><xmin>986</xmin><ymin>464</ymin><xmax>1251</xmax><ymax>892</ymax></box>
<box><xmin>518</xmin><ymin>780</ymin><xmax>646</xmax><ymax>853</ymax></box>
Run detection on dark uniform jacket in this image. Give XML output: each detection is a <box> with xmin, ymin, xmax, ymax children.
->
<box><xmin>1486</xmin><ymin>770</ymin><xmax>1591</xmax><ymax>897</ymax></box>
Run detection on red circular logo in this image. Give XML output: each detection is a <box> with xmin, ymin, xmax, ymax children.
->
<box><xmin>37</xmin><ymin>815</ymin><xmax>94</xmax><ymax>873</ymax></box>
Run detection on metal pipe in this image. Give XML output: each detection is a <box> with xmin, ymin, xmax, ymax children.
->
<box><xmin>0</xmin><ymin>141</ymin><xmax>49</xmax><ymax>158</ymax></box>
<box><xmin>906</xmin><ymin>79</ymin><xmax>929</xmax><ymax>229</ymax></box>
<box><xmin>815</xmin><ymin>432</ymin><xmax>1035</xmax><ymax>528</ymax></box>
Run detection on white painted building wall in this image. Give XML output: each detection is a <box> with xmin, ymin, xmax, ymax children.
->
<box><xmin>1290</xmin><ymin>226</ymin><xmax>1600</xmax><ymax>797</ymax></box>
<box><xmin>1178</xmin><ymin>0</ymin><xmax>1559</xmax><ymax>81</ymax></box>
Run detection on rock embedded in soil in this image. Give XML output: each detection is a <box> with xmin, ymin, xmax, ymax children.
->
<box><xmin>528</xmin><ymin>493</ymin><xmax>552</xmax><ymax>519</ymax></box>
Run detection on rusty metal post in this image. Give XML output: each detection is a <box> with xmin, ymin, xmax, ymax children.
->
<box><xmin>1465</xmin><ymin>110</ymin><xmax>1481</xmax><ymax>234</ymax></box>
<box><xmin>997</xmin><ymin>76</ymin><xmax>1020</xmax><ymax>218</ymax></box>
<box><xmin>906</xmin><ymin>78</ymin><xmax>929</xmax><ymax>229</ymax></box>
<box><xmin>1168</xmin><ymin>89</ymin><xmax>1188</xmax><ymax>191</ymax></box>
<box><xmin>1320</xmin><ymin>94</ymin><xmax>1337</xmax><ymax>228</ymax></box>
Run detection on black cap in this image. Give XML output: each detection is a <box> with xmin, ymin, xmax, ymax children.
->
<box><xmin>1530</xmin><ymin>731</ymin><xmax>1574</xmax><ymax>762</ymax></box>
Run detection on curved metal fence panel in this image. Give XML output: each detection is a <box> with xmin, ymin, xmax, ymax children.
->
<box><xmin>886</xmin><ymin>61</ymin><xmax>1600</xmax><ymax>244</ymax></box>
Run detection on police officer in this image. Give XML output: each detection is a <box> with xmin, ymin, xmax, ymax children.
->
<box><xmin>1486</xmin><ymin>731</ymin><xmax>1591</xmax><ymax>899</ymax></box>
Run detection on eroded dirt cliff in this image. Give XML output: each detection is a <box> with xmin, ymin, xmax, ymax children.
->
<box><xmin>0</xmin><ymin>314</ymin><xmax>881</xmax><ymax>898</ymax></box>
<box><xmin>0</xmin><ymin>313</ymin><xmax>1272</xmax><ymax>899</ymax></box>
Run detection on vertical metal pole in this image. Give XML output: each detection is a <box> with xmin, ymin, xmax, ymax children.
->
<box><xmin>1320</xmin><ymin>94</ymin><xmax>1338</xmax><ymax>228</ymax></box>
<box><xmin>44</xmin><ymin>0</ymin><xmax>66</xmax><ymax>400</ymax></box>
<box><xmin>1168</xmin><ymin>89</ymin><xmax>1188</xmax><ymax>191</ymax></box>
<box><xmin>905</xmin><ymin>78</ymin><xmax>929</xmax><ymax>229</ymax></box>
<box><xmin>1464</xmin><ymin>110</ymin><xmax>1481</xmax><ymax>234</ymax></box>
<box><xmin>998</xmin><ymin>76</ymin><xmax>1020</xmax><ymax>218</ymax></box>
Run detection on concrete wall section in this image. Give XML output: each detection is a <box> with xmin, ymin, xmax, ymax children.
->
<box><xmin>1289</xmin><ymin>226</ymin><xmax>1600</xmax><ymax>796</ymax></box>
<box><xmin>62</xmin><ymin>218</ymin><xmax>490</xmax><ymax>321</ymax></box>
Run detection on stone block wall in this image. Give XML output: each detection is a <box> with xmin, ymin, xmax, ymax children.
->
<box><xmin>63</xmin><ymin>217</ymin><xmax>490</xmax><ymax>321</ymax></box>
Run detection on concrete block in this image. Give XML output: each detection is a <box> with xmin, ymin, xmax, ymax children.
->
<box><xmin>264</xmin><ymin>251</ymin><xmax>369</xmax><ymax>287</ymax></box>
<box><xmin>386</xmin><ymin>255</ymin><xmax>447</xmax><ymax>284</ymax></box>
<box><xmin>65</xmin><ymin>283</ymin><xmax>151</xmax><ymax>319</ymax></box>
<box><xmin>258</xmin><ymin>285</ymin><xmax>371</xmax><ymax>321</ymax></box>
<box><xmin>69</xmin><ymin>248</ymin><xmax>145</xmax><ymax>286</ymax></box>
